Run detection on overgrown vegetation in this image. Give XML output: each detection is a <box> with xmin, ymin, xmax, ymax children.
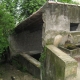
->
<box><xmin>64</xmin><ymin>40</ymin><xmax>76</xmax><ymax>50</ymax></box>
<box><xmin>12</xmin><ymin>59</ymin><xmax>27</xmax><ymax>72</ymax></box>
<box><xmin>0</xmin><ymin>4</ymin><xmax>15</xmax><ymax>58</ymax></box>
<box><xmin>11</xmin><ymin>54</ymin><xmax>28</xmax><ymax>72</ymax></box>
<box><xmin>39</xmin><ymin>47</ymin><xmax>46</xmax><ymax>64</ymax></box>
<box><xmin>39</xmin><ymin>46</ymin><xmax>46</xmax><ymax>78</ymax></box>
<box><xmin>20</xmin><ymin>0</ymin><xmax>46</xmax><ymax>17</ymax></box>
<box><xmin>64</xmin><ymin>43</ymin><xmax>76</xmax><ymax>50</ymax></box>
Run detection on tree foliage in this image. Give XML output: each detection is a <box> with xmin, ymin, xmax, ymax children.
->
<box><xmin>1</xmin><ymin>0</ymin><xmax>20</xmax><ymax>24</ymax></box>
<box><xmin>0</xmin><ymin>4</ymin><xmax>15</xmax><ymax>54</ymax></box>
<box><xmin>19</xmin><ymin>0</ymin><xmax>79</xmax><ymax>19</ymax></box>
<box><xmin>20</xmin><ymin>0</ymin><xmax>46</xmax><ymax>17</ymax></box>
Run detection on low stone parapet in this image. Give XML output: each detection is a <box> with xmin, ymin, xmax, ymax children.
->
<box><xmin>11</xmin><ymin>53</ymin><xmax>41</xmax><ymax>78</ymax></box>
<box><xmin>42</xmin><ymin>45</ymin><xmax>77</xmax><ymax>80</ymax></box>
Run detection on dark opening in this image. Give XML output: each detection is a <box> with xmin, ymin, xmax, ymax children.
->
<box><xmin>76</xmin><ymin>45</ymin><xmax>80</xmax><ymax>48</ymax></box>
<box><xmin>70</xmin><ymin>23</ymin><xmax>79</xmax><ymax>31</ymax></box>
<box><xmin>31</xmin><ymin>53</ymin><xmax>41</xmax><ymax>61</ymax></box>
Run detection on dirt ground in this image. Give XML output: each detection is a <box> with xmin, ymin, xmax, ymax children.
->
<box><xmin>0</xmin><ymin>63</ymin><xmax>40</xmax><ymax>80</ymax></box>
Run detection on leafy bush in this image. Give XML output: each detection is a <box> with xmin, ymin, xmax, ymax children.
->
<box><xmin>0</xmin><ymin>4</ymin><xmax>15</xmax><ymax>55</ymax></box>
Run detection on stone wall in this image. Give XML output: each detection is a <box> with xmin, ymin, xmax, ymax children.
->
<box><xmin>12</xmin><ymin>53</ymin><xmax>41</xmax><ymax>78</ymax></box>
<box><xmin>42</xmin><ymin>2</ymin><xmax>80</xmax><ymax>45</ymax></box>
<box><xmin>42</xmin><ymin>45</ymin><xmax>77</xmax><ymax>80</ymax></box>
<box><xmin>70</xmin><ymin>31</ymin><xmax>80</xmax><ymax>44</ymax></box>
<box><xmin>8</xmin><ymin>30</ymin><xmax>42</xmax><ymax>56</ymax></box>
<box><xmin>9</xmin><ymin>2</ymin><xmax>80</xmax><ymax>55</ymax></box>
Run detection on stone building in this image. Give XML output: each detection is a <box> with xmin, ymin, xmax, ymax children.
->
<box><xmin>9</xmin><ymin>1</ymin><xmax>80</xmax><ymax>56</ymax></box>
<box><xmin>8</xmin><ymin>1</ymin><xmax>80</xmax><ymax>80</ymax></box>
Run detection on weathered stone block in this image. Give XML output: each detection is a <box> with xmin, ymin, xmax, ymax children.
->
<box><xmin>59</xmin><ymin>46</ymin><xmax>80</xmax><ymax>57</ymax></box>
<box><xmin>42</xmin><ymin>45</ymin><xmax>77</xmax><ymax>80</ymax></box>
<box><xmin>11</xmin><ymin>53</ymin><xmax>41</xmax><ymax>79</ymax></box>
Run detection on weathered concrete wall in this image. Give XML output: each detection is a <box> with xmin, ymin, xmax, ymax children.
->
<box><xmin>8</xmin><ymin>3</ymin><xmax>80</xmax><ymax>80</ymax></box>
<box><xmin>70</xmin><ymin>31</ymin><xmax>80</xmax><ymax>44</ymax></box>
<box><xmin>42</xmin><ymin>45</ymin><xmax>77</xmax><ymax>80</ymax></box>
<box><xmin>9</xmin><ymin>2</ymin><xmax>80</xmax><ymax>55</ymax></box>
<box><xmin>12</xmin><ymin>53</ymin><xmax>41</xmax><ymax>78</ymax></box>
<box><xmin>8</xmin><ymin>30</ymin><xmax>42</xmax><ymax>56</ymax></box>
<box><xmin>42</xmin><ymin>2</ymin><xmax>80</xmax><ymax>45</ymax></box>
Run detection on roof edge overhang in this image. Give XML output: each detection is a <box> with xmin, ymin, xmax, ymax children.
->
<box><xmin>14</xmin><ymin>1</ymin><xmax>80</xmax><ymax>33</ymax></box>
<box><xmin>14</xmin><ymin>3</ymin><xmax>46</xmax><ymax>33</ymax></box>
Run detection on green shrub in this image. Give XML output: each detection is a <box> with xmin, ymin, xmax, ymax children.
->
<box><xmin>0</xmin><ymin>4</ymin><xmax>15</xmax><ymax>57</ymax></box>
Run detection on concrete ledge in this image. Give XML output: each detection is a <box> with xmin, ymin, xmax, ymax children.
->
<box><xmin>20</xmin><ymin>53</ymin><xmax>41</xmax><ymax>68</ymax></box>
<box><xmin>12</xmin><ymin>53</ymin><xmax>41</xmax><ymax>78</ymax></box>
<box><xmin>59</xmin><ymin>46</ymin><xmax>80</xmax><ymax>57</ymax></box>
<box><xmin>42</xmin><ymin>45</ymin><xmax>77</xmax><ymax>80</ymax></box>
<box><xmin>70</xmin><ymin>31</ymin><xmax>80</xmax><ymax>35</ymax></box>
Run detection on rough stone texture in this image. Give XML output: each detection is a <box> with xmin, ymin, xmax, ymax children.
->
<box><xmin>42</xmin><ymin>45</ymin><xmax>77</xmax><ymax>80</ymax></box>
<box><xmin>59</xmin><ymin>46</ymin><xmax>80</xmax><ymax>57</ymax></box>
<box><xmin>42</xmin><ymin>2</ymin><xmax>80</xmax><ymax>45</ymax></box>
<box><xmin>59</xmin><ymin>46</ymin><xmax>75</xmax><ymax>56</ymax></box>
<box><xmin>8</xmin><ymin>2</ymin><xmax>80</xmax><ymax>80</ymax></box>
<box><xmin>12</xmin><ymin>54</ymin><xmax>41</xmax><ymax>79</ymax></box>
<box><xmin>70</xmin><ymin>31</ymin><xmax>80</xmax><ymax>44</ymax></box>
<box><xmin>9</xmin><ymin>2</ymin><xmax>80</xmax><ymax>55</ymax></box>
<box><xmin>8</xmin><ymin>30</ymin><xmax>42</xmax><ymax>56</ymax></box>
<box><xmin>0</xmin><ymin>63</ymin><xmax>40</xmax><ymax>80</ymax></box>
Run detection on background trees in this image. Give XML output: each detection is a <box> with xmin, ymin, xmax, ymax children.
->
<box><xmin>1</xmin><ymin>0</ymin><xmax>78</xmax><ymax>24</ymax></box>
<box><xmin>0</xmin><ymin>3</ymin><xmax>15</xmax><ymax>55</ymax></box>
<box><xmin>17</xmin><ymin>0</ymin><xmax>79</xmax><ymax>21</ymax></box>
<box><xmin>20</xmin><ymin>0</ymin><xmax>46</xmax><ymax>17</ymax></box>
<box><xmin>1</xmin><ymin>0</ymin><xmax>20</xmax><ymax>24</ymax></box>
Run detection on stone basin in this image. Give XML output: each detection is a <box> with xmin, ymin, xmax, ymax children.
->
<box><xmin>59</xmin><ymin>45</ymin><xmax>80</xmax><ymax>57</ymax></box>
<box><xmin>11</xmin><ymin>53</ymin><xmax>41</xmax><ymax>79</ymax></box>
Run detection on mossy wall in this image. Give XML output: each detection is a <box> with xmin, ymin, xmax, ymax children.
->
<box><xmin>42</xmin><ymin>2</ymin><xmax>80</xmax><ymax>45</ymax></box>
<box><xmin>42</xmin><ymin>45</ymin><xmax>77</xmax><ymax>80</ymax></box>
